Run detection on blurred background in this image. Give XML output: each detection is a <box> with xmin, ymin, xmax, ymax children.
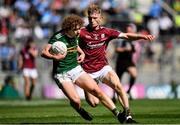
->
<box><xmin>0</xmin><ymin>0</ymin><xmax>180</xmax><ymax>100</ymax></box>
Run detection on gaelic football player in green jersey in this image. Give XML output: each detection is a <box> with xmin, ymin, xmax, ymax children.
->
<box><xmin>41</xmin><ymin>14</ymin><xmax>125</xmax><ymax>123</ymax></box>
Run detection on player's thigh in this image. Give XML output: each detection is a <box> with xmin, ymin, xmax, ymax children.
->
<box><xmin>103</xmin><ymin>70</ymin><xmax>121</xmax><ymax>88</ymax></box>
<box><xmin>127</xmin><ymin>66</ymin><xmax>137</xmax><ymax>77</ymax></box>
<box><xmin>23</xmin><ymin>76</ymin><xmax>31</xmax><ymax>85</ymax></box>
<box><xmin>116</xmin><ymin>67</ymin><xmax>125</xmax><ymax>80</ymax></box>
<box><xmin>60</xmin><ymin>82</ymin><xmax>80</xmax><ymax>103</ymax></box>
<box><xmin>76</xmin><ymin>73</ymin><xmax>100</xmax><ymax>106</ymax></box>
<box><xmin>23</xmin><ymin>69</ymin><xmax>31</xmax><ymax>84</ymax></box>
<box><xmin>75</xmin><ymin>72</ymin><xmax>100</xmax><ymax>93</ymax></box>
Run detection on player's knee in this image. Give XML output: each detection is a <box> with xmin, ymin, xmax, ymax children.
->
<box><xmin>132</xmin><ymin>75</ymin><xmax>137</xmax><ymax>79</ymax></box>
<box><xmin>90</xmin><ymin>88</ymin><xmax>103</xmax><ymax>100</ymax></box>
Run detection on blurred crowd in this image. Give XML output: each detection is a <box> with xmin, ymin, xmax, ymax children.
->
<box><xmin>0</xmin><ymin>0</ymin><xmax>180</xmax><ymax>71</ymax></box>
<box><xmin>0</xmin><ymin>0</ymin><xmax>180</xmax><ymax>98</ymax></box>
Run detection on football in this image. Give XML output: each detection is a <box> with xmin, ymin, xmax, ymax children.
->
<box><xmin>51</xmin><ymin>41</ymin><xmax>67</xmax><ymax>55</ymax></box>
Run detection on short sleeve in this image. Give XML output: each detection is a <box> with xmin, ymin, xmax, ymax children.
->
<box><xmin>48</xmin><ymin>35</ymin><xmax>57</xmax><ymax>44</ymax></box>
<box><xmin>106</xmin><ymin>28</ymin><xmax>121</xmax><ymax>39</ymax></box>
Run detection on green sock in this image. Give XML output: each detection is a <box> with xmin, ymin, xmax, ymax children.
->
<box><xmin>124</xmin><ymin>107</ymin><xmax>131</xmax><ymax>116</ymax></box>
<box><xmin>112</xmin><ymin>108</ymin><xmax>119</xmax><ymax>116</ymax></box>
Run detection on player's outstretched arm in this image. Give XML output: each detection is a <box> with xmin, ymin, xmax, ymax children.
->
<box><xmin>118</xmin><ymin>32</ymin><xmax>155</xmax><ymax>42</ymax></box>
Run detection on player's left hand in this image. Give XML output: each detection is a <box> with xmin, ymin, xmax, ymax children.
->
<box><xmin>77</xmin><ymin>53</ymin><xmax>85</xmax><ymax>63</ymax></box>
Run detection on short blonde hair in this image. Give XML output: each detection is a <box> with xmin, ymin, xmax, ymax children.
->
<box><xmin>87</xmin><ymin>4</ymin><xmax>101</xmax><ymax>16</ymax></box>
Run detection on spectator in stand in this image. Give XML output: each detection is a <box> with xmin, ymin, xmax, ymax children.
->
<box><xmin>0</xmin><ymin>43</ymin><xmax>11</xmax><ymax>71</ymax></box>
<box><xmin>8</xmin><ymin>42</ymin><xmax>18</xmax><ymax>72</ymax></box>
<box><xmin>14</xmin><ymin>17</ymin><xmax>32</xmax><ymax>41</ymax></box>
<box><xmin>148</xmin><ymin>0</ymin><xmax>162</xmax><ymax>18</ymax></box>
<box><xmin>0</xmin><ymin>19</ymin><xmax>8</xmax><ymax>44</ymax></box>
<box><xmin>159</xmin><ymin>12</ymin><xmax>173</xmax><ymax>36</ymax></box>
<box><xmin>18</xmin><ymin>37</ymin><xmax>38</xmax><ymax>100</ymax></box>
<box><xmin>0</xmin><ymin>75</ymin><xmax>20</xmax><ymax>99</ymax></box>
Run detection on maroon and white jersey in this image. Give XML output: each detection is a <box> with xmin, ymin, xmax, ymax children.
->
<box><xmin>79</xmin><ymin>26</ymin><xmax>121</xmax><ymax>73</ymax></box>
<box><xmin>20</xmin><ymin>47</ymin><xmax>36</xmax><ymax>69</ymax></box>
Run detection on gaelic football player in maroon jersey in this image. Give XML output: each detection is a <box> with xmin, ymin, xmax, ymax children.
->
<box><xmin>79</xmin><ymin>4</ymin><xmax>155</xmax><ymax>123</ymax></box>
<box><xmin>18</xmin><ymin>37</ymin><xmax>38</xmax><ymax>100</ymax></box>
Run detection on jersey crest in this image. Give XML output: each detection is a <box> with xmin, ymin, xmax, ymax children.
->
<box><xmin>55</xmin><ymin>33</ymin><xmax>63</xmax><ymax>39</ymax></box>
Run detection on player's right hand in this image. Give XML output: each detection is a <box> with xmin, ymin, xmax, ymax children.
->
<box><xmin>53</xmin><ymin>52</ymin><xmax>67</xmax><ymax>60</ymax></box>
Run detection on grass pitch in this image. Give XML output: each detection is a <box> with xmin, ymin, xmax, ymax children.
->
<box><xmin>0</xmin><ymin>99</ymin><xmax>180</xmax><ymax>124</ymax></box>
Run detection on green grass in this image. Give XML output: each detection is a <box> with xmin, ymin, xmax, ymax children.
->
<box><xmin>0</xmin><ymin>99</ymin><xmax>180</xmax><ymax>124</ymax></box>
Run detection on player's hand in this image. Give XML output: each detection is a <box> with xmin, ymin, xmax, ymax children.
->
<box><xmin>77</xmin><ymin>53</ymin><xmax>85</xmax><ymax>63</ymax></box>
<box><xmin>29</xmin><ymin>48</ymin><xmax>38</xmax><ymax>58</ymax></box>
<box><xmin>143</xmin><ymin>35</ymin><xmax>155</xmax><ymax>41</ymax></box>
<box><xmin>53</xmin><ymin>52</ymin><xmax>67</xmax><ymax>60</ymax></box>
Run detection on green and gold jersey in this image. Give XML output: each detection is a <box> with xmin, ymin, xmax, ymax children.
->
<box><xmin>48</xmin><ymin>30</ymin><xmax>79</xmax><ymax>73</ymax></box>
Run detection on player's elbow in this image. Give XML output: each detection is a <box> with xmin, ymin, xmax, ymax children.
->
<box><xmin>40</xmin><ymin>50</ymin><xmax>45</xmax><ymax>57</ymax></box>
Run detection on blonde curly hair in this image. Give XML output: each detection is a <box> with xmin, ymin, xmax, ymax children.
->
<box><xmin>61</xmin><ymin>14</ymin><xmax>84</xmax><ymax>31</ymax></box>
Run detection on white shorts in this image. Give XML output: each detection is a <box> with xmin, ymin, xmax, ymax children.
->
<box><xmin>88</xmin><ymin>65</ymin><xmax>112</xmax><ymax>83</ymax></box>
<box><xmin>54</xmin><ymin>65</ymin><xmax>85</xmax><ymax>84</ymax></box>
<box><xmin>23</xmin><ymin>68</ymin><xmax>38</xmax><ymax>79</ymax></box>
